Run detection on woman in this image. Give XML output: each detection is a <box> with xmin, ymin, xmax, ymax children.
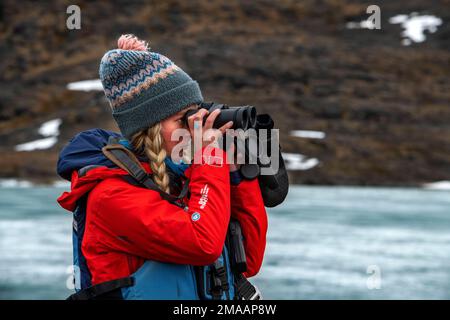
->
<box><xmin>57</xmin><ymin>34</ymin><xmax>268</xmax><ymax>300</ymax></box>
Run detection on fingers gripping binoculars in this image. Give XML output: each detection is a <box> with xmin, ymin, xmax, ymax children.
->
<box><xmin>183</xmin><ymin>102</ymin><xmax>289</xmax><ymax>207</ymax></box>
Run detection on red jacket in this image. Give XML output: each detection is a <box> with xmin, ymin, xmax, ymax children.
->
<box><xmin>58</xmin><ymin>147</ymin><xmax>268</xmax><ymax>285</ymax></box>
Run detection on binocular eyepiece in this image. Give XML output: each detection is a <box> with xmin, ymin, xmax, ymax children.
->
<box><xmin>183</xmin><ymin>102</ymin><xmax>257</xmax><ymax>130</ymax></box>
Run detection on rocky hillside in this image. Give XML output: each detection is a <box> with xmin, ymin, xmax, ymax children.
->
<box><xmin>0</xmin><ymin>0</ymin><xmax>449</xmax><ymax>185</ymax></box>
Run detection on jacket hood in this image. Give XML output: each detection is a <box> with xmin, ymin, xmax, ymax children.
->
<box><xmin>57</xmin><ymin>128</ymin><xmax>123</xmax><ymax>181</ymax></box>
<box><xmin>56</xmin><ymin>128</ymin><xmax>152</xmax><ymax>212</ymax></box>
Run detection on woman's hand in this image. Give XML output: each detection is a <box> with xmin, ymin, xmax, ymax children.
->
<box><xmin>187</xmin><ymin>108</ymin><xmax>233</xmax><ymax>149</ymax></box>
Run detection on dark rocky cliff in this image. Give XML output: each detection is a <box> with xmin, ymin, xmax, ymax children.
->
<box><xmin>0</xmin><ymin>0</ymin><xmax>449</xmax><ymax>185</ymax></box>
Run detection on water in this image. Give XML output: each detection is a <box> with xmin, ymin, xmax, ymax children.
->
<box><xmin>0</xmin><ymin>185</ymin><xmax>449</xmax><ymax>300</ymax></box>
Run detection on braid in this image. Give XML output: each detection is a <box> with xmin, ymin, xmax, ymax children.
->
<box><xmin>130</xmin><ymin>123</ymin><xmax>170</xmax><ymax>193</ymax></box>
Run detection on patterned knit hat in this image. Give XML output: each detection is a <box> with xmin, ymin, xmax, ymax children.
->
<box><xmin>99</xmin><ymin>34</ymin><xmax>203</xmax><ymax>139</ymax></box>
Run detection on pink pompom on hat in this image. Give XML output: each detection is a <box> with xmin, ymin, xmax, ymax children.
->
<box><xmin>117</xmin><ymin>34</ymin><xmax>149</xmax><ymax>51</ymax></box>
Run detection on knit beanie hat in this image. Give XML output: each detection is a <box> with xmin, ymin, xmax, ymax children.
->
<box><xmin>99</xmin><ymin>34</ymin><xmax>203</xmax><ymax>139</ymax></box>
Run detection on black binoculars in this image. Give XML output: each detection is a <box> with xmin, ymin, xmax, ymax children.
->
<box><xmin>183</xmin><ymin>102</ymin><xmax>258</xmax><ymax>131</ymax></box>
<box><xmin>184</xmin><ymin>102</ymin><xmax>289</xmax><ymax>208</ymax></box>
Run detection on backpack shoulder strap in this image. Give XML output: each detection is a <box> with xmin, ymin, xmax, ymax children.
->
<box><xmin>102</xmin><ymin>137</ymin><xmax>149</xmax><ymax>184</ymax></box>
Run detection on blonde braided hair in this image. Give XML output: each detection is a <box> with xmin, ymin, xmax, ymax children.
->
<box><xmin>130</xmin><ymin>123</ymin><xmax>170</xmax><ymax>193</ymax></box>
